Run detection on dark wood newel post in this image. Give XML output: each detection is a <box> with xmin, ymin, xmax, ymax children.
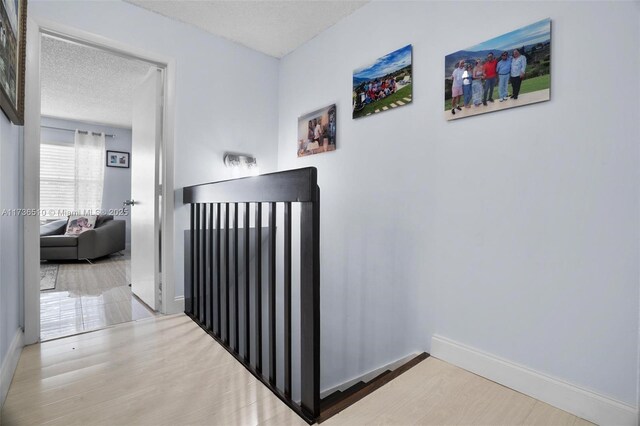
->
<box><xmin>300</xmin><ymin>185</ymin><xmax>320</xmax><ymax>418</ymax></box>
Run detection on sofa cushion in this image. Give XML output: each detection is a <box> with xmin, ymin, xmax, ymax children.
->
<box><xmin>41</xmin><ymin>235</ymin><xmax>78</xmax><ymax>247</ymax></box>
<box><xmin>65</xmin><ymin>215</ymin><xmax>97</xmax><ymax>235</ymax></box>
<box><xmin>40</xmin><ymin>219</ymin><xmax>68</xmax><ymax>237</ymax></box>
<box><xmin>96</xmin><ymin>215</ymin><xmax>114</xmax><ymax>228</ymax></box>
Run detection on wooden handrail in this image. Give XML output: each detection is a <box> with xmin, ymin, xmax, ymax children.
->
<box><xmin>183</xmin><ymin>167</ymin><xmax>318</xmax><ymax>203</ymax></box>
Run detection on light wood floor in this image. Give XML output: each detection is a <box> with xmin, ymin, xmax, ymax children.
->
<box><xmin>1</xmin><ymin>314</ymin><xmax>592</xmax><ymax>426</ymax></box>
<box><xmin>40</xmin><ymin>254</ymin><xmax>155</xmax><ymax>341</ymax></box>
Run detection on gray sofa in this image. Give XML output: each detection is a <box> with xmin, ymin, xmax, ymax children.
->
<box><xmin>40</xmin><ymin>215</ymin><xmax>126</xmax><ymax>261</ymax></box>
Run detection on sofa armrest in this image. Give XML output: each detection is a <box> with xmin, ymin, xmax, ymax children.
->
<box><xmin>77</xmin><ymin>220</ymin><xmax>126</xmax><ymax>259</ymax></box>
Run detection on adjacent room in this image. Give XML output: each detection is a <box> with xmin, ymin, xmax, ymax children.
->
<box><xmin>37</xmin><ymin>34</ymin><xmax>159</xmax><ymax>340</ymax></box>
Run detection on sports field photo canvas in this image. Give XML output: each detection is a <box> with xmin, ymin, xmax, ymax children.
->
<box><xmin>352</xmin><ymin>45</ymin><xmax>413</xmax><ymax>119</ymax></box>
<box><xmin>445</xmin><ymin>18</ymin><xmax>551</xmax><ymax>121</ymax></box>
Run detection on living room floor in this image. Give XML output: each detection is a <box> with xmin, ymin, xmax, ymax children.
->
<box><xmin>40</xmin><ymin>252</ymin><xmax>155</xmax><ymax>341</ymax></box>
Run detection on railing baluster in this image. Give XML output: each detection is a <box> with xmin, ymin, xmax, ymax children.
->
<box><xmin>284</xmin><ymin>201</ymin><xmax>292</xmax><ymax>397</ymax></box>
<box><xmin>194</xmin><ymin>203</ymin><xmax>200</xmax><ymax>320</ymax></box>
<box><xmin>268</xmin><ymin>202</ymin><xmax>276</xmax><ymax>386</ymax></box>
<box><xmin>208</xmin><ymin>203</ymin><xmax>214</xmax><ymax>331</ymax></box>
<box><xmin>187</xmin><ymin>204</ymin><xmax>194</xmax><ymax>315</ymax></box>
<box><xmin>224</xmin><ymin>203</ymin><xmax>230</xmax><ymax>344</ymax></box>
<box><xmin>255</xmin><ymin>202</ymin><xmax>262</xmax><ymax>374</ymax></box>
<box><xmin>201</xmin><ymin>204</ymin><xmax>207</xmax><ymax>323</ymax></box>
<box><xmin>215</xmin><ymin>203</ymin><xmax>221</xmax><ymax>337</ymax></box>
<box><xmin>201</xmin><ymin>204</ymin><xmax>208</xmax><ymax>326</ymax></box>
<box><xmin>244</xmin><ymin>202</ymin><xmax>251</xmax><ymax>363</ymax></box>
<box><xmin>300</xmin><ymin>191</ymin><xmax>320</xmax><ymax>418</ymax></box>
<box><xmin>234</xmin><ymin>202</ymin><xmax>240</xmax><ymax>354</ymax></box>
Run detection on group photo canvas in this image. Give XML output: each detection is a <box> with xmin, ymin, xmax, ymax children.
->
<box><xmin>445</xmin><ymin>18</ymin><xmax>551</xmax><ymax>121</ymax></box>
<box><xmin>352</xmin><ymin>45</ymin><xmax>412</xmax><ymax>119</ymax></box>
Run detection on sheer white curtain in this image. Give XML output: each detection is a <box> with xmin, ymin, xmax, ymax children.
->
<box><xmin>74</xmin><ymin>131</ymin><xmax>105</xmax><ymax>213</ymax></box>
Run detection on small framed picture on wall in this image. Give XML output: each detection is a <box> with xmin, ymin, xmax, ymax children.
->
<box><xmin>297</xmin><ymin>104</ymin><xmax>336</xmax><ymax>157</ymax></box>
<box><xmin>106</xmin><ymin>150</ymin><xmax>130</xmax><ymax>168</ymax></box>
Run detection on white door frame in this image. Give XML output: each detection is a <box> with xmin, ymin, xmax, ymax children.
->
<box><xmin>24</xmin><ymin>17</ymin><xmax>180</xmax><ymax>345</ymax></box>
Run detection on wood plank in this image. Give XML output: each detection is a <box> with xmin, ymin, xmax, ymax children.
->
<box><xmin>215</xmin><ymin>203</ymin><xmax>221</xmax><ymax>337</ymax></box>
<box><xmin>224</xmin><ymin>203</ymin><xmax>230</xmax><ymax>343</ymax></box>
<box><xmin>233</xmin><ymin>202</ymin><xmax>240</xmax><ymax>353</ymax></box>
<box><xmin>268</xmin><ymin>202</ymin><xmax>276</xmax><ymax>386</ymax></box>
<box><xmin>244</xmin><ymin>202</ymin><xmax>251</xmax><ymax>363</ymax></box>
<box><xmin>300</xmin><ymin>197</ymin><xmax>320</xmax><ymax>418</ymax></box>
<box><xmin>283</xmin><ymin>201</ymin><xmax>292</xmax><ymax>397</ymax></box>
<box><xmin>183</xmin><ymin>167</ymin><xmax>318</xmax><ymax>204</ymax></box>
<box><xmin>254</xmin><ymin>202</ymin><xmax>263</xmax><ymax>374</ymax></box>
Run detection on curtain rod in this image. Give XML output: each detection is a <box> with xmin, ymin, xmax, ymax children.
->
<box><xmin>41</xmin><ymin>125</ymin><xmax>116</xmax><ymax>138</ymax></box>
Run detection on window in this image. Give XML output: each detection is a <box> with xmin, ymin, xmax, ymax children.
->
<box><xmin>40</xmin><ymin>142</ymin><xmax>75</xmax><ymax>219</ymax></box>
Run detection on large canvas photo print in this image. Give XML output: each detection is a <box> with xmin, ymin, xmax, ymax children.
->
<box><xmin>0</xmin><ymin>0</ymin><xmax>25</xmax><ymax>124</ymax></box>
<box><xmin>297</xmin><ymin>104</ymin><xmax>336</xmax><ymax>157</ymax></box>
<box><xmin>353</xmin><ymin>44</ymin><xmax>412</xmax><ymax>119</ymax></box>
<box><xmin>445</xmin><ymin>18</ymin><xmax>550</xmax><ymax>121</ymax></box>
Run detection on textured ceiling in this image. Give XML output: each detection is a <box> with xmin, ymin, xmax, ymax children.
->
<box><xmin>41</xmin><ymin>35</ymin><xmax>154</xmax><ymax>128</ymax></box>
<box><xmin>125</xmin><ymin>0</ymin><xmax>369</xmax><ymax>58</ymax></box>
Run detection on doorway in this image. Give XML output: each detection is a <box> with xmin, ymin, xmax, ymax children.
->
<box><xmin>24</xmin><ymin>22</ymin><xmax>177</xmax><ymax>344</ymax></box>
<box><xmin>38</xmin><ymin>34</ymin><xmax>161</xmax><ymax>340</ymax></box>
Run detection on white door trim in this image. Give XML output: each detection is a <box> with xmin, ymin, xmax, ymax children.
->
<box><xmin>23</xmin><ymin>17</ymin><xmax>179</xmax><ymax>345</ymax></box>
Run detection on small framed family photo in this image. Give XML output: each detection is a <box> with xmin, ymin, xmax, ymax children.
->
<box><xmin>353</xmin><ymin>44</ymin><xmax>412</xmax><ymax>119</ymax></box>
<box><xmin>297</xmin><ymin>104</ymin><xmax>336</xmax><ymax>157</ymax></box>
<box><xmin>106</xmin><ymin>150</ymin><xmax>130</xmax><ymax>168</ymax></box>
<box><xmin>445</xmin><ymin>18</ymin><xmax>551</xmax><ymax>121</ymax></box>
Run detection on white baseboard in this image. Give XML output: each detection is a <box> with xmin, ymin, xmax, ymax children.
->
<box><xmin>168</xmin><ymin>296</ymin><xmax>185</xmax><ymax>315</ymax></box>
<box><xmin>431</xmin><ymin>335</ymin><xmax>638</xmax><ymax>426</ymax></box>
<box><xmin>1</xmin><ymin>328</ymin><xmax>24</xmax><ymax>408</ymax></box>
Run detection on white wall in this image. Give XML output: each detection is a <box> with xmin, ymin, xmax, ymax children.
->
<box><xmin>0</xmin><ymin>113</ymin><xmax>23</xmax><ymax>394</ymax></box>
<box><xmin>29</xmin><ymin>0</ymin><xmax>281</xmax><ymax>299</ymax></box>
<box><xmin>278</xmin><ymin>0</ymin><xmax>640</xmax><ymax>408</ymax></box>
<box><xmin>40</xmin><ymin>116</ymin><xmax>132</xmax><ymax>245</ymax></box>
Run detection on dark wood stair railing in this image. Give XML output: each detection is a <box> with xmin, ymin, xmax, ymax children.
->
<box><xmin>183</xmin><ymin>167</ymin><xmax>320</xmax><ymax>423</ymax></box>
<box><xmin>184</xmin><ymin>167</ymin><xmax>429</xmax><ymax>423</ymax></box>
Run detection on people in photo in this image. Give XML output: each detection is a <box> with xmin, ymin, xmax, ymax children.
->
<box><xmin>510</xmin><ymin>48</ymin><xmax>527</xmax><ymax>100</ymax></box>
<box><xmin>472</xmin><ymin>59</ymin><xmax>484</xmax><ymax>107</ymax></box>
<box><xmin>451</xmin><ymin>60</ymin><xmax>465</xmax><ymax>114</ymax></box>
<box><xmin>328</xmin><ymin>109</ymin><xmax>336</xmax><ymax>146</ymax></box>
<box><xmin>496</xmin><ymin>51</ymin><xmax>512</xmax><ymax>102</ymax></box>
<box><xmin>314</xmin><ymin>118</ymin><xmax>322</xmax><ymax>146</ymax></box>
<box><xmin>308</xmin><ymin>120</ymin><xmax>314</xmax><ymax>141</ymax></box>
<box><xmin>482</xmin><ymin>52</ymin><xmax>497</xmax><ymax>105</ymax></box>
<box><xmin>462</xmin><ymin>64</ymin><xmax>472</xmax><ymax>108</ymax></box>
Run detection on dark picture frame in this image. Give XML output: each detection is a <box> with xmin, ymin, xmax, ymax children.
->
<box><xmin>297</xmin><ymin>104</ymin><xmax>336</xmax><ymax>157</ymax></box>
<box><xmin>0</xmin><ymin>0</ymin><xmax>27</xmax><ymax>125</ymax></box>
<box><xmin>106</xmin><ymin>150</ymin><xmax>130</xmax><ymax>168</ymax></box>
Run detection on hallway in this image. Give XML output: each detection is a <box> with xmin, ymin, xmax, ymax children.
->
<box><xmin>1</xmin><ymin>315</ymin><xmax>590</xmax><ymax>425</ymax></box>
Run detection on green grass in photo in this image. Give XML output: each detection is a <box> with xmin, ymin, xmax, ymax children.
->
<box><xmin>354</xmin><ymin>85</ymin><xmax>412</xmax><ymax>118</ymax></box>
<box><xmin>444</xmin><ymin>74</ymin><xmax>550</xmax><ymax>111</ymax></box>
